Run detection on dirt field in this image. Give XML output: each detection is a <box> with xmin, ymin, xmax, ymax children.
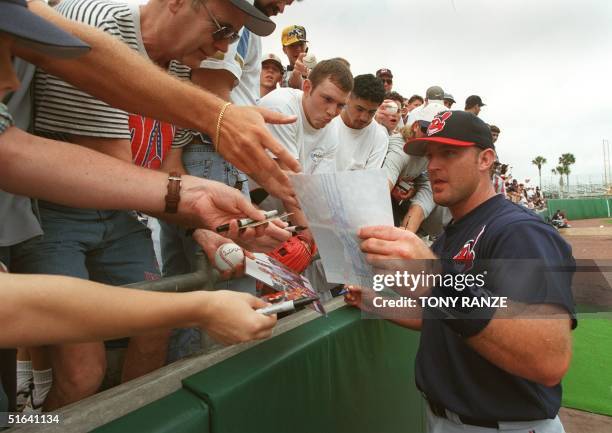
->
<box><xmin>557</xmin><ymin>218</ymin><xmax>612</xmax><ymax>433</ymax></box>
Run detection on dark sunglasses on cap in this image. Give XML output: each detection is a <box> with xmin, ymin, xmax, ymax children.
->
<box><xmin>381</xmin><ymin>78</ymin><xmax>393</xmax><ymax>85</ymax></box>
<box><xmin>203</xmin><ymin>1</ymin><xmax>240</xmax><ymax>44</ymax></box>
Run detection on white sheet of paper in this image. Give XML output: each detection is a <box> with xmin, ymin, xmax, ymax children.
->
<box><xmin>290</xmin><ymin>169</ymin><xmax>394</xmax><ymax>287</ymax></box>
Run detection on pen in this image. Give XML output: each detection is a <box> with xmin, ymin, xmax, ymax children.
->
<box><xmin>216</xmin><ymin>210</ymin><xmax>278</xmax><ymax>233</ymax></box>
<box><xmin>284</xmin><ymin>225</ymin><xmax>307</xmax><ymax>233</ymax></box>
<box><xmin>256</xmin><ymin>296</ymin><xmax>319</xmax><ymax>316</ymax></box>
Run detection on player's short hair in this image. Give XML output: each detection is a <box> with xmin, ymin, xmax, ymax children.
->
<box><xmin>351</xmin><ymin>74</ymin><xmax>385</xmax><ymax>105</ymax></box>
<box><xmin>309</xmin><ymin>59</ymin><xmax>353</xmax><ymax>93</ymax></box>
<box><xmin>490</xmin><ymin>124</ymin><xmax>501</xmax><ymax>133</ymax></box>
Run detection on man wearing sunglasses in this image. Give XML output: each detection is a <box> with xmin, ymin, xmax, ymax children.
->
<box><xmin>376</xmin><ymin>68</ymin><xmax>394</xmax><ymax>93</ymax></box>
<box><xmin>15</xmin><ymin>0</ymin><xmax>282</xmax><ymax>411</ymax></box>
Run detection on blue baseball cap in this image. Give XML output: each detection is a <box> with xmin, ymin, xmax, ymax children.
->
<box><xmin>0</xmin><ymin>0</ymin><xmax>90</xmax><ymax>58</ymax></box>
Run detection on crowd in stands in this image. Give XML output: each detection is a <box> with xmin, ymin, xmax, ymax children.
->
<box><xmin>0</xmin><ymin>0</ymin><xmax>549</xmax><ymax>415</ymax></box>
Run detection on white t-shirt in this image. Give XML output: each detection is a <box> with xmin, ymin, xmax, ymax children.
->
<box><xmin>257</xmin><ymin>88</ymin><xmax>337</xmax><ymax>175</ymax></box>
<box><xmin>199</xmin><ymin>29</ymin><xmax>262</xmax><ymax>106</ymax></box>
<box><xmin>333</xmin><ymin>117</ymin><xmax>388</xmax><ymax>171</ymax></box>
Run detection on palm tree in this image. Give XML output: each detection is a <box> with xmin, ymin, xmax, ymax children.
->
<box><xmin>559</xmin><ymin>153</ymin><xmax>576</xmax><ymax>188</ymax></box>
<box><xmin>551</xmin><ymin>166</ymin><xmax>567</xmax><ymax>195</ymax></box>
<box><xmin>532</xmin><ymin>156</ymin><xmax>547</xmax><ymax>190</ymax></box>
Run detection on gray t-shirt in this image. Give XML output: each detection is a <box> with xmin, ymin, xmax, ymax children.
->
<box><xmin>0</xmin><ymin>59</ymin><xmax>44</xmax><ymax>247</ymax></box>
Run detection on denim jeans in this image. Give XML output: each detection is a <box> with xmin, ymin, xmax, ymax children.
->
<box><xmin>163</xmin><ymin>140</ymin><xmax>255</xmax><ymax>363</ymax></box>
<box><xmin>11</xmin><ymin>202</ymin><xmax>160</xmax><ymax>284</ymax></box>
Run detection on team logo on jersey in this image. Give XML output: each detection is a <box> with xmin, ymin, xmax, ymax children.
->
<box><xmin>452</xmin><ymin>224</ymin><xmax>486</xmax><ymax>272</ymax></box>
<box><xmin>427</xmin><ymin>111</ymin><xmax>453</xmax><ymax>136</ymax></box>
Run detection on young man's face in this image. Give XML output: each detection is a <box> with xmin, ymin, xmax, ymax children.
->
<box><xmin>343</xmin><ymin>95</ymin><xmax>380</xmax><ymax>130</ymax></box>
<box><xmin>425</xmin><ymin>143</ymin><xmax>485</xmax><ymax>207</ymax></box>
<box><xmin>0</xmin><ymin>34</ymin><xmax>20</xmax><ymax>101</ymax></box>
<box><xmin>491</xmin><ymin>131</ymin><xmax>499</xmax><ymax>143</ymax></box>
<box><xmin>168</xmin><ymin>0</ymin><xmax>246</xmax><ymax>64</ymax></box>
<box><xmin>302</xmin><ymin>77</ymin><xmax>349</xmax><ymax>129</ymax></box>
<box><xmin>283</xmin><ymin>41</ymin><xmax>307</xmax><ymax>66</ymax></box>
<box><xmin>260</xmin><ymin>62</ymin><xmax>283</xmax><ymax>90</ymax></box>
<box><xmin>444</xmin><ymin>99</ymin><xmax>454</xmax><ymax>109</ymax></box>
<box><xmin>406</xmin><ymin>98</ymin><xmax>423</xmax><ymax>113</ymax></box>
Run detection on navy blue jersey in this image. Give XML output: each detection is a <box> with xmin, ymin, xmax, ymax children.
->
<box><xmin>416</xmin><ymin>194</ymin><xmax>576</xmax><ymax>421</ymax></box>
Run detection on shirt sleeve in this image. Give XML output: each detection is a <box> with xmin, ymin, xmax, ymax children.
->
<box><xmin>365</xmin><ymin>127</ymin><xmax>389</xmax><ymax>169</ymax></box>
<box><xmin>0</xmin><ymin>103</ymin><xmax>14</xmax><ymax>135</ymax></box>
<box><xmin>487</xmin><ymin>220</ymin><xmax>576</xmax><ymax>325</ymax></box>
<box><xmin>410</xmin><ymin>171</ymin><xmax>435</xmax><ymax>219</ymax></box>
<box><xmin>383</xmin><ymin>134</ymin><xmax>409</xmax><ymax>184</ymax></box>
<box><xmin>257</xmin><ymin>90</ymin><xmax>300</xmax><ymax>159</ymax></box>
<box><xmin>33</xmin><ymin>2</ymin><xmax>135</xmax><ymax>139</ymax></box>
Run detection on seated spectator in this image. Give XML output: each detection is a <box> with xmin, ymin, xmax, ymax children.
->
<box><xmin>333</xmin><ymin>74</ymin><xmax>388</xmax><ymax>171</ymax></box>
<box><xmin>260</xmin><ymin>53</ymin><xmax>285</xmax><ymax>97</ymax></box>
<box><xmin>551</xmin><ymin>210</ymin><xmax>571</xmax><ymax>228</ymax></box>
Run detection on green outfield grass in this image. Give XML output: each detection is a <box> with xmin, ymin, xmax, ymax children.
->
<box><xmin>562</xmin><ymin>317</ymin><xmax>612</xmax><ymax>416</ymax></box>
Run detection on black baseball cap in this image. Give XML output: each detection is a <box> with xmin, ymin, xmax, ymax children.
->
<box><xmin>0</xmin><ymin>0</ymin><xmax>90</xmax><ymax>58</ymax></box>
<box><xmin>230</xmin><ymin>0</ymin><xmax>276</xmax><ymax>37</ymax></box>
<box><xmin>465</xmin><ymin>94</ymin><xmax>486</xmax><ymax>109</ymax></box>
<box><xmin>376</xmin><ymin>68</ymin><xmax>393</xmax><ymax>79</ymax></box>
<box><xmin>403</xmin><ymin>110</ymin><xmax>494</xmax><ymax>156</ymax></box>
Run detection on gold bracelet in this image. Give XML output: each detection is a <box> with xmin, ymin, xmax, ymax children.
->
<box><xmin>214</xmin><ymin>102</ymin><xmax>232</xmax><ymax>153</ymax></box>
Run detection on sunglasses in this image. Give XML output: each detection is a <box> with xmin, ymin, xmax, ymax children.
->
<box><xmin>381</xmin><ymin>78</ymin><xmax>393</xmax><ymax>85</ymax></box>
<box><xmin>203</xmin><ymin>2</ymin><xmax>240</xmax><ymax>44</ymax></box>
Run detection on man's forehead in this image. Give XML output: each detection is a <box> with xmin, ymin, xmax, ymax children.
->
<box><xmin>314</xmin><ymin>78</ymin><xmax>349</xmax><ymax>100</ymax></box>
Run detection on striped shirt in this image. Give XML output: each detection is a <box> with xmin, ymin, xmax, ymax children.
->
<box><xmin>34</xmin><ymin>0</ymin><xmax>192</xmax><ymax>156</ymax></box>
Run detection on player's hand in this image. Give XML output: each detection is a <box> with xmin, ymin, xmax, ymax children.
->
<box><xmin>217</xmin><ymin>104</ymin><xmax>301</xmax><ymax>206</ymax></box>
<box><xmin>359</xmin><ymin>225</ymin><xmax>436</xmax><ymax>271</ymax></box>
<box><xmin>192</xmin><ymin>229</ymin><xmax>249</xmax><ymax>279</ymax></box>
<box><xmin>199</xmin><ymin>290</ymin><xmax>277</xmax><ymax>344</ymax></box>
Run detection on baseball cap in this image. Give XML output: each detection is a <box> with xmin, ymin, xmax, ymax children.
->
<box><xmin>261</xmin><ymin>53</ymin><xmax>285</xmax><ymax>73</ymax></box>
<box><xmin>443</xmin><ymin>93</ymin><xmax>456</xmax><ymax>103</ymax></box>
<box><xmin>404</xmin><ymin>110</ymin><xmax>494</xmax><ymax>156</ymax></box>
<box><xmin>0</xmin><ymin>0</ymin><xmax>90</xmax><ymax>58</ymax></box>
<box><xmin>281</xmin><ymin>25</ymin><xmax>307</xmax><ymax>46</ymax></box>
<box><xmin>425</xmin><ymin>86</ymin><xmax>444</xmax><ymax>101</ymax></box>
<box><xmin>376</xmin><ymin>68</ymin><xmax>393</xmax><ymax>79</ymax></box>
<box><xmin>406</xmin><ymin>103</ymin><xmax>448</xmax><ymax>132</ymax></box>
<box><xmin>465</xmin><ymin>94</ymin><xmax>486</xmax><ymax>108</ymax></box>
<box><xmin>230</xmin><ymin>0</ymin><xmax>276</xmax><ymax>37</ymax></box>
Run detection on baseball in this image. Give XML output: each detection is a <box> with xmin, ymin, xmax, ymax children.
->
<box><xmin>214</xmin><ymin>243</ymin><xmax>245</xmax><ymax>271</ymax></box>
<box><xmin>303</xmin><ymin>54</ymin><xmax>317</xmax><ymax>70</ymax></box>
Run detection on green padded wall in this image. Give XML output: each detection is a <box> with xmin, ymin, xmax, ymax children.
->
<box><xmin>547</xmin><ymin>198</ymin><xmax>612</xmax><ymax>220</ymax></box>
<box><xmin>183</xmin><ymin>307</ymin><xmax>424</xmax><ymax>433</ymax></box>
<box><xmin>93</xmin><ymin>388</ymin><xmax>210</xmax><ymax>433</ymax></box>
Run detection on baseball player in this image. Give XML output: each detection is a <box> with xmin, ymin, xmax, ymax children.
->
<box><xmin>346</xmin><ymin>111</ymin><xmax>576</xmax><ymax>433</ymax></box>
